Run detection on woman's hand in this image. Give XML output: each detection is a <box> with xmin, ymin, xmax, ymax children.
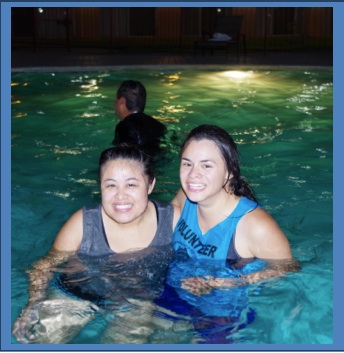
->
<box><xmin>12</xmin><ymin>304</ymin><xmax>40</xmax><ymax>343</ymax></box>
<box><xmin>12</xmin><ymin>249</ymin><xmax>75</xmax><ymax>343</ymax></box>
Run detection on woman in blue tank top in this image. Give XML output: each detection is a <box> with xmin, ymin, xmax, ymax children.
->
<box><xmin>171</xmin><ymin>124</ymin><xmax>298</xmax><ymax>296</ymax></box>
<box><xmin>158</xmin><ymin>125</ymin><xmax>299</xmax><ymax>343</ymax></box>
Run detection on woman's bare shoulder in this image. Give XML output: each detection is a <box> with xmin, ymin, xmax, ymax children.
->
<box><xmin>237</xmin><ymin>207</ymin><xmax>293</xmax><ymax>260</ymax></box>
<box><xmin>52</xmin><ymin>208</ymin><xmax>84</xmax><ymax>252</ymax></box>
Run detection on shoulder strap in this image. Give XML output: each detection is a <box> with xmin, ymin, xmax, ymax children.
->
<box><xmin>150</xmin><ymin>200</ymin><xmax>174</xmax><ymax>246</ymax></box>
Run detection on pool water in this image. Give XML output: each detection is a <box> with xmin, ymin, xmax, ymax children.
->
<box><xmin>11</xmin><ymin>67</ymin><xmax>333</xmax><ymax>344</ymax></box>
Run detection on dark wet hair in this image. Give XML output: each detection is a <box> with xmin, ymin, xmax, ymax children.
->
<box><xmin>180</xmin><ymin>124</ymin><xmax>257</xmax><ymax>202</ymax></box>
<box><xmin>117</xmin><ymin>80</ymin><xmax>146</xmax><ymax>112</ymax></box>
<box><xmin>98</xmin><ymin>143</ymin><xmax>155</xmax><ymax>184</ymax></box>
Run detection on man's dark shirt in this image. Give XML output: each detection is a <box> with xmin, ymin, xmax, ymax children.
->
<box><xmin>113</xmin><ymin>112</ymin><xmax>167</xmax><ymax>156</ymax></box>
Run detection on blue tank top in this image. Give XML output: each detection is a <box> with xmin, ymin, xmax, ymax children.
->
<box><xmin>166</xmin><ymin>197</ymin><xmax>264</xmax><ymax>318</ymax></box>
<box><xmin>172</xmin><ymin>196</ymin><xmax>259</xmax><ymax>261</ymax></box>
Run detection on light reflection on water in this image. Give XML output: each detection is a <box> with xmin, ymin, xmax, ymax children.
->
<box><xmin>11</xmin><ymin>68</ymin><xmax>332</xmax><ymax>344</ymax></box>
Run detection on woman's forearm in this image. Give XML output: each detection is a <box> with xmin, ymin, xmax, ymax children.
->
<box><xmin>27</xmin><ymin>249</ymin><xmax>74</xmax><ymax>303</ymax></box>
<box><xmin>211</xmin><ymin>258</ymin><xmax>300</xmax><ymax>288</ymax></box>
<box><xmin>180</xmin><ymin>259</ymin><xmax>300</xmax><ymax>296</ymax></box>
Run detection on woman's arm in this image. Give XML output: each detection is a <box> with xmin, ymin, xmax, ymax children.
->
<box><xmin>235</xmin><ymin>207</ymin><xmax>293</xmax><ymax>260</ymax></box>
<box><xmin>12</xmin><ymin>248</ymin><xmax>76</xmax><ymax>343</ymax></box>
<box><xmin>26</xmin><ymin>249</ymin><xmax>76</xmax><ymax>303</ymax></box>
<box><xmin>12</xmin><ymin>209</ymin><xmax>83</xmax><ymax>343</ymax></box>
<box><xmin>181</xmin><ymin>259</ymin><xmax>300</xmax><ymax>296</ymax></box>
<box><xmin>30</xmin><ymin>208</ymin><xmax>83</xmax><ymax>301</ymax></box>
<box><xmin>171</xmin><ymin>188</ymin><xmax>187</xmax><ymax>210</ymax></box>
<box><xmin>52</xmin><ymin>209</ymin><xmax>83</xmax><ymax>251</ymax></box>
<box><xmin>172</xmin><ymin>204</ymin><xmax>181</xmax><ymax>229</ymax></box>
<box><xmin>181</xmin><ymin>208</ymin><xmax>299</xmax><ymax>296</ymax></box>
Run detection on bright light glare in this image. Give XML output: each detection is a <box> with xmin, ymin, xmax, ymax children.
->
<box><xmin>222</xmin><ymin>71</ymin><xmax>253</xmax><ymax>79</ymax></box>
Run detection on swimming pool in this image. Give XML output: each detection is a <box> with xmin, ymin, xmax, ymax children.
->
<box><xmin>11</xmin><ymin>67</ymin><xmax>333</xmax><ymax>345</ymax></box>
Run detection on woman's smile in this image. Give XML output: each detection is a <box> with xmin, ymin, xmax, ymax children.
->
<box><xmin>187</xmin><ymin>183</ymin><xmax>206</xmax><ymax>192</ymax></box>
<box><xmin>112</xmin><ymin>203</ymin><xmax>133</xmax><ymax>212</ymax></box>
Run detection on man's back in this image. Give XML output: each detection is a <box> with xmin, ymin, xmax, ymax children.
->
<box><xmin>113</xmin><ymin>112</ymin><xmax>167</xmax><ymax>156</ymax></box>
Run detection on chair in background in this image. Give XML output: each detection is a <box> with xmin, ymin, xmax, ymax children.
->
<box><xmin>194</xmin><ymin>15</ymin><xmax>246</xmax><ymax>58</ymax></box>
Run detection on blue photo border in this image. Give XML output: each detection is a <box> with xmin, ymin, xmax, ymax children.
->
<box><xmin>1</xmin><ymin>1</ymin><xmax>341</xmax><ymax>351</ymax></box>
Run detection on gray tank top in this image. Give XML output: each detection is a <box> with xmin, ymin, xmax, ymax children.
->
<box><xmin>78</xmin><ymin>200</ymin><xmax>174</xmax><ymax>256</ymax></box>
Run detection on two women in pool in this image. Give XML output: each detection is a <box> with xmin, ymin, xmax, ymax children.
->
<box><xmin>13</xmin><ymin>125</ymin><xmax>297</xmax><ymax>343</ymax></box>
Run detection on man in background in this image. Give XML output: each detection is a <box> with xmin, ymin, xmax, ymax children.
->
<box><xmin>113</xmin><ymin>80</ymin><xmax>167</xmax><ymax>157</ymax></box>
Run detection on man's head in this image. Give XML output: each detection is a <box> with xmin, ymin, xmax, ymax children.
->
<box><xmin>115</xmin><ymin>80</ymin><xmax>147</xmax><ymax>120</ymax></box>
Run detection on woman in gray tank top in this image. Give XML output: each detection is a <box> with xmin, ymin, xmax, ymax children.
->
<box><xmin>12</xmin><ymin>144</ymin><xmax>181</xmax><ymax>344</ymax></box>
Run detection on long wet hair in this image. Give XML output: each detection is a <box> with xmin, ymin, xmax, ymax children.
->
<box><xmin>98</xmin><ymin>143</ymin><xmax>155</xmax><ymax>185</ymax></box>
<box><xmin>179</xmin><ymin>124</ymin><xmax>257</xmax><ymax>202</ymax></box>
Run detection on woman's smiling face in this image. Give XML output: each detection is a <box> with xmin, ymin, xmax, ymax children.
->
<box><xmin>179</xmin><ymin>139</ymin><xmax>229</xmax><ymax>204</ymax></box>
<box><xmin>100</xmin><ymin>158</ymin><xmax>155</xmax><ymax>224</ymax></box>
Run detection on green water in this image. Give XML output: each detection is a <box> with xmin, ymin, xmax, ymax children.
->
<box><xmin>11</xmin><ymin>68</ymin><xmax>333</xmax><ymax>344</ymax></box>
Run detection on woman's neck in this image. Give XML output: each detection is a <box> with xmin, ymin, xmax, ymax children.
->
<box><xmin>197</xmin><ymin>192</ymin><xmax>240</xmax><ymax>234</ymax></box>
<box><xmin>101</xmin><ymin>202</ymin><xmax>157</xmax><ymax>252</ymax></box>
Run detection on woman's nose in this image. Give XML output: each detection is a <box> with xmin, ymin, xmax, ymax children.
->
<box><xmin>114</xmin><ymin>187</ymin><xmax>127</xmax><ymax>199</ymax></box>
<box><xmin>188</xmin><ymin>165</ymin><xmax>200</xmax><ymax>178</ymax></box>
